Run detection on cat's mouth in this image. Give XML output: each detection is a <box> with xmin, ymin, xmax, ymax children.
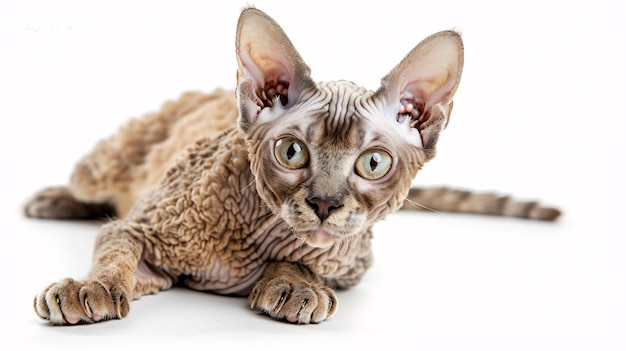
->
<box><xmin>290</xmin><ymin>225</ymin><xmax>339</xmax><ymax>249</ymax></box>
<box><xmin>296</xmin><ymin>223</ymin><xmax>365</xmax><ymax>249</ymax></box>
<box><xmin>302</xmin><ymin>226</ymin><xmax>334</xmax><ymax>248</ymax></box>
<box><xmin>281</xmin><ymin>203</ymin><xmax>366</xmax><ymax>249</ymax></box>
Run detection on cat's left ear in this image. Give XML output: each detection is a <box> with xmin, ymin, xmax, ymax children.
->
<box><xmin>375</xmin><ymin>31</ymin><xmax>463</xmax><ymax>156</ymax></box>
<box><xmin>235</xmin><ymin>8</ymin><xmax>316</xmax><ymax>132</ymax></box>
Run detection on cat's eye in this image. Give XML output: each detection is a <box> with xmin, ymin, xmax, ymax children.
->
<box><xmin>355</xmin><ymin>150</ymin><xmax>392</xmax><ymax>180</ymax></box>
<box><xmin>274</xmin><ymin>137</ymin><xmax>310</xmax><ymax>169</ymax></box>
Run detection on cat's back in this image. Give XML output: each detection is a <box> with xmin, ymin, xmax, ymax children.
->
<box><xmin>70</xmin><ymin>88</ymin><xmax>240</xmax><ymax>217</ymax></box>
<box><xmin>135</xmin><ymin>89</ymin><xmax>239</xmax><ymax>199</ymax></box>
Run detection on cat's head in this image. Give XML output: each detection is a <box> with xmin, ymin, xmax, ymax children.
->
<box><xmin>235</xmin><ymin>8</ymin><xmax>463</xmax><ymax>248</ymax></box>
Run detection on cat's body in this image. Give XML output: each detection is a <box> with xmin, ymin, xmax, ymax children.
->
<box><xmin>26</xmin><ymin>8</ymin><xmax>559</xmax><ymax>326</ymax></box>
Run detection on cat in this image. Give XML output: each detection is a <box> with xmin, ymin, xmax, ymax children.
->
<box><xmin>25</xmin><ymin>7</ymin><xmax>560</xmax><ymax>325</ymax></box>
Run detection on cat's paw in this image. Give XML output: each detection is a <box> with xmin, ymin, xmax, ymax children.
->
<box><xmin>248</xmin><ymin>278</ymin><xmax>337</xmax><ymax>324</ymax></box>
<box><xmin>34</xmin><ymin>278</ymin><xmax>129</xmax><ymax>325</ymax></box>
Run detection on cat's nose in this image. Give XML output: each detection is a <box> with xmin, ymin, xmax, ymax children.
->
<box><xmin>305</xmin><ymin>196</ymin><xmax>343</xmax><ymax>222</ymax></box>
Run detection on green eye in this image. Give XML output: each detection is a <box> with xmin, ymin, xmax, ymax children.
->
<box><xmin>355</xmin><ymin>150</ymin><xmax>392</xmax><ymax>180</ymax></box>
<box><xmin>274</xmin><ymin>137</ymin><xmax>309</xmax><ymax>169</ymax></box>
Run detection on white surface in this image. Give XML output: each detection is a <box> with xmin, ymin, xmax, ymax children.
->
<box><xmin>1</xmin><ymin>1</ymin><xmax>624</xmax><ymax>350</ymax></box>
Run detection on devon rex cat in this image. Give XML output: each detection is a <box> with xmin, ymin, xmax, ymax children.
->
<box><xmin>25</xmin><ymin>7</ymin><xmax>560</xmax><ymax>325</ymax></box>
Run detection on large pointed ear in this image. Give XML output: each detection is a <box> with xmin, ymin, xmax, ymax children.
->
<box><xmin>375</xmin><ymin>30</ymin><xmax>463</xmax><ymax>156</ymax></box>
<box><xmin>235</xmin><ymin>8</ymin><xmax>316</xmax><ymax>132</ymax></box>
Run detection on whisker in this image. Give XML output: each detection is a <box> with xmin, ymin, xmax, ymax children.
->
<box><xmin>404</xmin><ymin>198</ymin><xmax>441</xmax><ymax>214</ymax></box>
<box><xmin>339</xmin><ymin>237</ymin><xmax>349</xmax><ymax>256</ymax></box>
<box><xmin>295</xmin><ymin>233</ymin><xmax>306</xmax><ymax>254</ymax></box>
<box><xmin>356</xmin><ymin>232</ymin><xmax>365</xmax><ymax>248</ymax></box>
<box><xmin>283</xmin><ymin>223</ymin><xmax>306</xmax><ymax>254</ymax></box>
<box><xmin>241</xmin><ymin>179</ymin><xmax>256</xmax><ymax>192</ymax></box>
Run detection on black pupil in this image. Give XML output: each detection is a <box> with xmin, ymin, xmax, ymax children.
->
<box><xmin>369</xmin><ymin>157</ymin><xmax>378</xmax><ymax>171</ymax></box>
<box><xmin>369</xmin><ymin>152</ymin><xmax>382</xmax><ymax>171</ymax></box>
<box><xmin>287</xmin><ymin>143</ymin><xmax>300</xmax><ymax>160</ymax></box>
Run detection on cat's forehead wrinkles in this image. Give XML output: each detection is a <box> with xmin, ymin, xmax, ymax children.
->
<box><xmin>304</xmin><ymin>114</ymin><xmax>362</xmax><ymax>151</ymax></box>
<box><xmin>278</xmin><ymin>80</ymin><xmax>393</xmax><ymax>150</ymax></box>
<box><xmin>311</xmin><ymin>81</ymin><xmax>406</xmax><ymax>152</ymax></box>
<box><xmin>309</xmin><ymin>81</ymin><xmax>371</xmax><ymax>148</ymax></box>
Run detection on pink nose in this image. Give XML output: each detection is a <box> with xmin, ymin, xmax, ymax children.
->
<box><xmin>305</xmin><ymin>197</ymin><xmax>343</xmax><ymax>222</ymax></box>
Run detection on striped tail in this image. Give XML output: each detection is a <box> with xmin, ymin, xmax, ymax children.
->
<box><xmin>401</xmin><ymin>187</ymin><xmax>561</xmax><ymax>221</ymax></box>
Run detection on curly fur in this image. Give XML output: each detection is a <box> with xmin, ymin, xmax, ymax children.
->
<box><xmin>25</xmin><ymin>7</ymin><xmax>559</xmax><ymax>326</ymax></box>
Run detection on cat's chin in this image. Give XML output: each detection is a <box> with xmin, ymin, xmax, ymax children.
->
<box><xmin>303</xmin><ymin>227</ymin><xmax>335</xmax><ymax>248</ymax></box>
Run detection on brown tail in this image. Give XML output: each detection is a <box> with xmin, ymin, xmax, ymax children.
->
<box><xmin>401</xmin><ymin>187</ymin><xmax>561</xmax><ymax>221</ymax></box>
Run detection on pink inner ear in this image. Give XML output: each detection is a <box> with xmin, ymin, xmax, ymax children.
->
<box><xmin>397</xmin><ymin>69</ymin><xmax>459</xmax><ymax>130</ymax></box>
<box><xmin>376</xmin><ymin>30</ymin><xmax>462</xmax><ymax>150</ymax></box>
<box><xmin>259</xmin><ymin>79</ymin><xmax>290</xmax><ymax>108</ymax></box>
<box><xmin>398</xmin><ymin>89</ymin><xmax>423</xmax><ymax>122</ymax></box>
<box><xmin>236</xmin><ymin>10</ymin><xmax>298</xmax><ymax>107</ymax></box>
<box><xmin>238</xmin><ymin>43</ymin><xmax>294</xmax><ymax>110</ymax></box>
<box><xmin>398</xmin><ymin>85</ymin><xmax>431</xmax><ymax>131</ymax></box>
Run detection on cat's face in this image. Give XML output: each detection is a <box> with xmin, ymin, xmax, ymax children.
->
<box><xmin>247</xmin><ymin>81</ymin><xmax>428</xmax><ymax>247</ymax></box>
<box><xmin>235</xmin><ymin>9</ymin><xmax>463</xmax><ymax>248</ymax></box>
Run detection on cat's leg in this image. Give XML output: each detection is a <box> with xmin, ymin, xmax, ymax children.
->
<box><xmin>23</xmin><ymin>110</ymin><xmax>170</xmax><ymax>220</ymax></box>
<box><xmin>248</xmin><ymin>262</ymin><xmax>338</xmax><ymax>324</ymax></box>
<box><xmin>33</xmin><ymin>220</ymin><xmax>172</xmax><ymax>325</ymax></box>
<box><xmin>24</xmin><ymin>186</ymin><xmax>116</xmax><ymax>219</ymax></box>
<box><xmin>24</xmin><ymin>119</ymin><xmax>166</xmax><ymax>219</ymax></box>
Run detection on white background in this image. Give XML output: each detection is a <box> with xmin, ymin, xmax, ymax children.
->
<box><xmin>1</xmin><ymin>0</ymin><xmax>624</xmax><ymax>349</ymax></box>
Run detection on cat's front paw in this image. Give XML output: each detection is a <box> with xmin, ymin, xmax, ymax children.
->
<box><xmin>34</xmin><ymin>278</ymin><xmax>129</xmax><ymax>325</ymax></box>
<box><xmin>248</xmin><ymin>278</ymin><xmax>337</xmax><ymax>324</ymax></box>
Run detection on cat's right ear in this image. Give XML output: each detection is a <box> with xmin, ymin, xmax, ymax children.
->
<box><xmin>235</xmin><ymin>8</ymin><xmax>316</xmax><ymax>132</ymax></box>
